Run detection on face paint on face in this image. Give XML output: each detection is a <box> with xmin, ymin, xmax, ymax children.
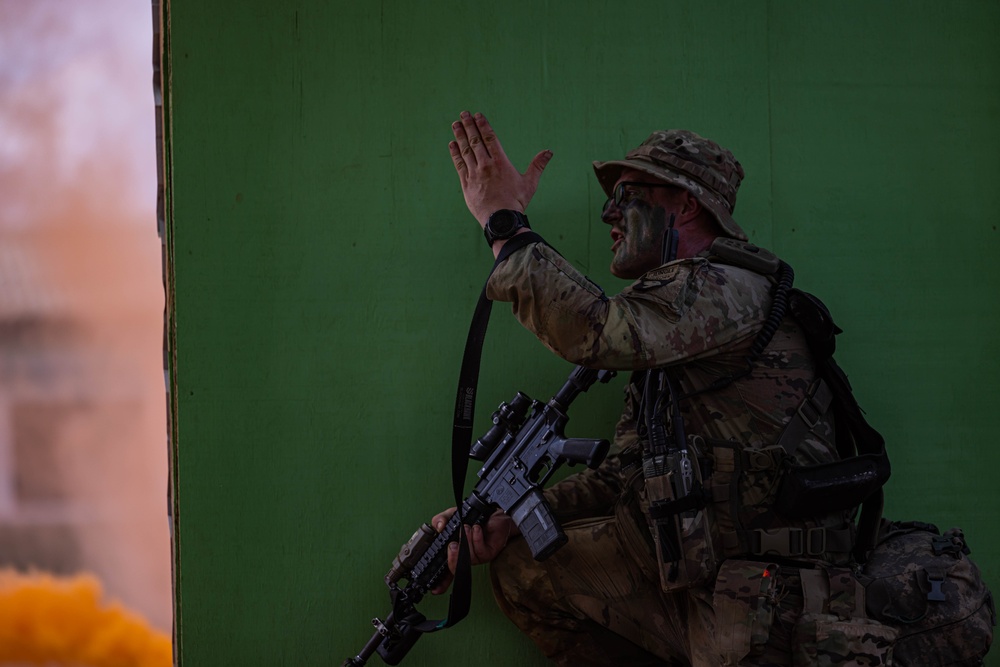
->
<box><xmin>609</xmin><ymin>200</ymin><xmax>670</xmax><ymax>279</ymax></box>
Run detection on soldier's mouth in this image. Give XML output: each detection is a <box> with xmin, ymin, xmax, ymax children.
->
<box><xmin>611</xmin><ymin>229</ymin><xmax>624</xmax><ymax>252</ymax></box>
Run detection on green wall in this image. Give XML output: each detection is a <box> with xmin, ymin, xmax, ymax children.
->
<box><xmin>162</xmin><ymin>2</ymin><xmax>999</xmax><ymax>664</ymax></box>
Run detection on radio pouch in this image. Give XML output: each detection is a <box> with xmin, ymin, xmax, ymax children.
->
<box><xmin>645</xmin><ymin>452</ymin><xmax>716</xmax><ymax>592</ymax></box>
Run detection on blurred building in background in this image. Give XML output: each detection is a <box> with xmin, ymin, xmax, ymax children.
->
<box><xmin>0</xmin><ymin>240</ymin><xmax>89</xmax><ymax>573</ymax></box>
<box><xmin>0</xmin><ymin>0</ymin><xmax>171</xmax><ymax>630</ymax></box>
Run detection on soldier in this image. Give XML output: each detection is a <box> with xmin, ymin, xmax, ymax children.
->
<box><xmin>432</xmin><ymin>111</ymin><xmax>888</xmax><ymax>666</ymax></box>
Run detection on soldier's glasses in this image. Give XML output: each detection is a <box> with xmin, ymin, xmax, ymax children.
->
<box><xmin>602</xmin><ymin>181</ymin><xmax>678</xmax><ymax>214</ymax></box>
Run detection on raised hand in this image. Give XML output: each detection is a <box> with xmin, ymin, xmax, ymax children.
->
<box><xmin>448</xmin><ymin>111</ymin><xmax>552</xmax><ymax>227</ymax></box>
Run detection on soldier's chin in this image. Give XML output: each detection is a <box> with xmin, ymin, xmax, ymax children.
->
<box><xmin>609</xmin><ymin>260</ymin><xmax>639</xmax><ymax>280</ymax></box>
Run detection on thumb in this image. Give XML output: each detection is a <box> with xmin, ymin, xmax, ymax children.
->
<box><xmin>523</xmin><ymin>149</ymin><xmax>553</xmax><ymax>188</ymax></box>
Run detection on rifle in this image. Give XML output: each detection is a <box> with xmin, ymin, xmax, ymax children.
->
<box><xmin>343</xmin><ymin>365</ymin><xmax>616</xmax><ymax>666</ymax></box>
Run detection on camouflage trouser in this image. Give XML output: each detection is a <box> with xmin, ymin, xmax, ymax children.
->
<box><xmin>489</xmin><ymin>513</ymin><xmax>806</xmax><ymax>667</ymax></box>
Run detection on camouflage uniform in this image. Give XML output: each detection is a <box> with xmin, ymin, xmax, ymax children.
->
<box><xmin>482</xmin><ymin>131</ymin><xmax>867</xmax><ymax>666</ymax></box>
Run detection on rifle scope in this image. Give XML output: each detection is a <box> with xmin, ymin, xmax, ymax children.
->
<box><xmin>469</xmin><ymin>391</ymin><xmax>532</xmax><ymax>460</ymax></box>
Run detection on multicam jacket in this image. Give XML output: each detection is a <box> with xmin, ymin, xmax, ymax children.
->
<box><xmin>487</xmin><ymin>241</ymin><xmax>855</xmax><ymax>567</ymax></box>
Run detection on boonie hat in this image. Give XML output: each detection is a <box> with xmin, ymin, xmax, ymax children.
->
<box><xmin>593</xmin><ymin>130</ymin><xmax>748</xmax><ymax>241</ymax></box>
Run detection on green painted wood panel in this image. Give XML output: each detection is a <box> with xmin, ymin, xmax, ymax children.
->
<box><xmin>162</xmin><ymin>1</ymin><xmax>999</xmax><ymax>664</ymax></box>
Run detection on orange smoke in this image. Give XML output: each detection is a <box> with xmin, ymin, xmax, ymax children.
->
<box><xmin>0</xmin><ymin>568</ymin><xmax>171</xmax><ymax>667</ymax></box>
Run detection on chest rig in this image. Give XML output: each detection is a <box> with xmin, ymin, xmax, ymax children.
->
<box><xmin>635</xmin><ymin>238</ymin><xmax>892</xmax><ymax>591</ymax></box>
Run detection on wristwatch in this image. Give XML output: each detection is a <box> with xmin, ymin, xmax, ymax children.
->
<box><xmin>484</xmin><ymin>209</ymin><xmax>530</xmax><ymax>247</ymax></box>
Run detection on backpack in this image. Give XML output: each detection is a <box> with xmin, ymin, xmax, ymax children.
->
<box><xmin>707</xmin><ymin>240</ymin><xmax>995</xmax><ymax>664</ymax></box>
<box><xmin>861</xmin><ymin>520</ymin><xmax>996</xmax><ymax>666</ymax></box>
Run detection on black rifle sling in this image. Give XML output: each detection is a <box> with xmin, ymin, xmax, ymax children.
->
<box><xmin>420</xmin><ymin>231</ymin><xmax>545</xmax><ymax>633</ymax></box>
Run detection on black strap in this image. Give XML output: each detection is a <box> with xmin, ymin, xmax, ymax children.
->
<box><xmin>647</xmin><ymin>486</ymin><xmax>707</xmax><ymax>519</ymax></box>
<box><xmin>426</xmin><ymin>231</ymin><xmax>544</xmax><ymax>632</ymax></box>
<box><xmin>773</xmin><ymin>378</ymin><xmax>834</xmax><ymax>457</ymax></box>
<box><xmin>821</xmin><ymin>356</ymin><xmax>891</xmax><ymax>563</ymax></box>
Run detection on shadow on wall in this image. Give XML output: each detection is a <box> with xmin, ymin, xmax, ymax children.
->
<box><xmin>0</xmin><ymin>0</ymin><xmax>171</xmax><ymax>632</ymax></box>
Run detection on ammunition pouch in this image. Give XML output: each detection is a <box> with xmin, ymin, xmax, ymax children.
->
<box><xmin>791</xmin><ymin>565</ymin><xmax>898</xmax><ymax>666</ymax></box>
<box><xmin>713</xmin><ymin>559</ymin><xmax>898</xmax><ymax>666</ymax></box>
<box><xmin>710</xmin><ymin>519</ymin><xmax>996</xmax><ymax>666</ymax></box>
<box><xmin>712</xmin><ymin>559</ymin><xmax>782</xmax><ymax>665</ymax></box>
<box><xmin>644</xmin><ymin>452</ymin><xmax>717</xmax><ymax>592</ymax></box>
<box><xmin>636</xmin><ymin>435</ymin><xmax>858</xmax><ymax>596</ymax></box>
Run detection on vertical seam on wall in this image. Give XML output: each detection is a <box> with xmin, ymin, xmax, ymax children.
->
<box><xmin>765</xmin><ymin>0</ymin><xmax>776</xmax><ymax>250</ymax></box>
<box><xmin>153</xmin><ymin>0</ymin><xmax>181</xmax><ymax>664</ymax></box>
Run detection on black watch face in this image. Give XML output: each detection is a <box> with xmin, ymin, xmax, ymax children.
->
<box><xmin>489</xmin><ymin>211</ymin><xmax>518</xmax><ymax>237</ymax></box>
<box><xmin>485</xmin><ymin>209</ymin><xmax>528</xmax><ymax>246</ymax></box>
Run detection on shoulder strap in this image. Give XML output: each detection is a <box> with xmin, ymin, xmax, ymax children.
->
<box><xmin>778</xmin><ymin>288</ymin><xmax>891</xmax><ymax>563</ymax></box>
<box><xmin>428</xmin><ymin>231</ymin><xmax>545</xmax><ymax>632</ymax></box>
<box><xmin>702</xmin><ymin>244</ymin><xmax>892</xmax><ymax>564</ymax></box>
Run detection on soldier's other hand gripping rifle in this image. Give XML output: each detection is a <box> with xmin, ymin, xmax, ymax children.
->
<box><xmin>343</xmin><ymin>365</ymin><xmax>616</xmax><ymax>666</ymax></box>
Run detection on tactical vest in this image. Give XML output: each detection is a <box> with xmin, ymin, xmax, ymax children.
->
<box><xmin>632</xmin><ymin>237</ymin><xmax>890</xmax><ymax>592</ymax></box>
<box><xmin>633</xmin><ymin>238</ymin><xmax>993</xmax><ymax>665</ymax></box>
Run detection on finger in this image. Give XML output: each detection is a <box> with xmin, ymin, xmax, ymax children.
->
<box><xmin>451</xmin><ymin>118</ymin><xmax>476</xmax><ymax>167</ymax></box>
<box><xmin>486</xmin><ymin>516</ymin><xmax>513</xmax><ymax>554</ymax></box>
<box><xmin>470</xmin><ymin>524</ymin><xmax>487</xmax><ymax>563</ymax></box>
<box><xmin>523</xmin><ymin>149</ymin><xmax>554</xmax><ymax>190</ymax></box>
<box><xmin>460</xmin><ymin>111</ymin><xmax>491</xmax><ymax>163</ymax></box>
<box><xmin>475</xmin><ymin>113</ymin><xmax>506</xmax><ymax>162</ymax></box>
<box><xmin>430</xmin><ymin>574</ymin><xmax>453</xmax><ymax>595</ymax></box>
<box><xmin>430</xmin><ymin>548</ymin><xmax>456</xmax><ymax>596</ymax></box>
<box><xmin>448</xmin><ymin>141</ymin><xmax>468</xmax><ymax>187</ymax></box>
<box><xmin>432</xmin><ymin>507</ymin><xmax>457</xmax><ymax>533</ymax></box>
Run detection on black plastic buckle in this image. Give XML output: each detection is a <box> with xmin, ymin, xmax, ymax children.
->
<box><xmin>926</xmin><ymin>570</ymin><xmax>947</xmax><ymax>602</ymax></box>
<box><xmin>754</xmin><ymin>528</ymin><xmax>803</xmax><ymax>556</ymax></box>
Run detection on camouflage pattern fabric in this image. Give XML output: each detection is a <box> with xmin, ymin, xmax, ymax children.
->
<box><xmin>712</xmin><ymin>559</ymin><xmax>783</xmax><ymax>663</ymax></box>
<box><xmin>861</xmin><ymin>521</ymin><xmax>995</xmax><ymax>666</ymax></box>
<box><xmin>492</xmin><ymin>534</ymin><xmax>901</xmax><ymax>666</ymax></box>
<box><xmin>486</xmin><ymin>242</ymin><xmax>829</xmax><ymax>451</ymax></box>
<box><xmin>484</xmin><ymin>241</ymin><xmax>863</xmax><ymax>664</ymax></box>
<box><xmin>490</xmin><ymin>510</ymin><xmax>693</xmax><ymax>666</ymax></box>
<box><xmin>488</xmin><ymin>242</ymin><xmax>854</xmax><ymax>559</ymax></box>
<box><xmin>792</xmin><ymin>566</ymin><xmax>897</xmax><ymax>665</ymax></box>
<box><xmin>490</xmin><ymin>520</ymin><xmax>812</xmax><ymax>666</ymax></box>
<box><xmin>592</xmin><ymin>129</ymin><xmax>749</xmax><ymax>241</ymax></box>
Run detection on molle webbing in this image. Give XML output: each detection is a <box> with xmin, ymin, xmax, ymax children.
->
<box><xmin>721</xmin><ymin>526</ymin><xmax>855</xmax><ymax>560</ymax></box>
<box><xmin>799</xmin><ymin>566</ymin><xmax>866</xmax><ymax>620</ymax></box>
<box><xmin>705</xmin><ymin>442</ymin><xmax>854</xmax><ymax>563</ymax></box>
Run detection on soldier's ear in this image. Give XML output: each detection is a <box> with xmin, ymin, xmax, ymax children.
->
<box><xmin>676</xmin><ymin>189</ymin><xmax>702</xmax><ymax>223</ymax></box>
